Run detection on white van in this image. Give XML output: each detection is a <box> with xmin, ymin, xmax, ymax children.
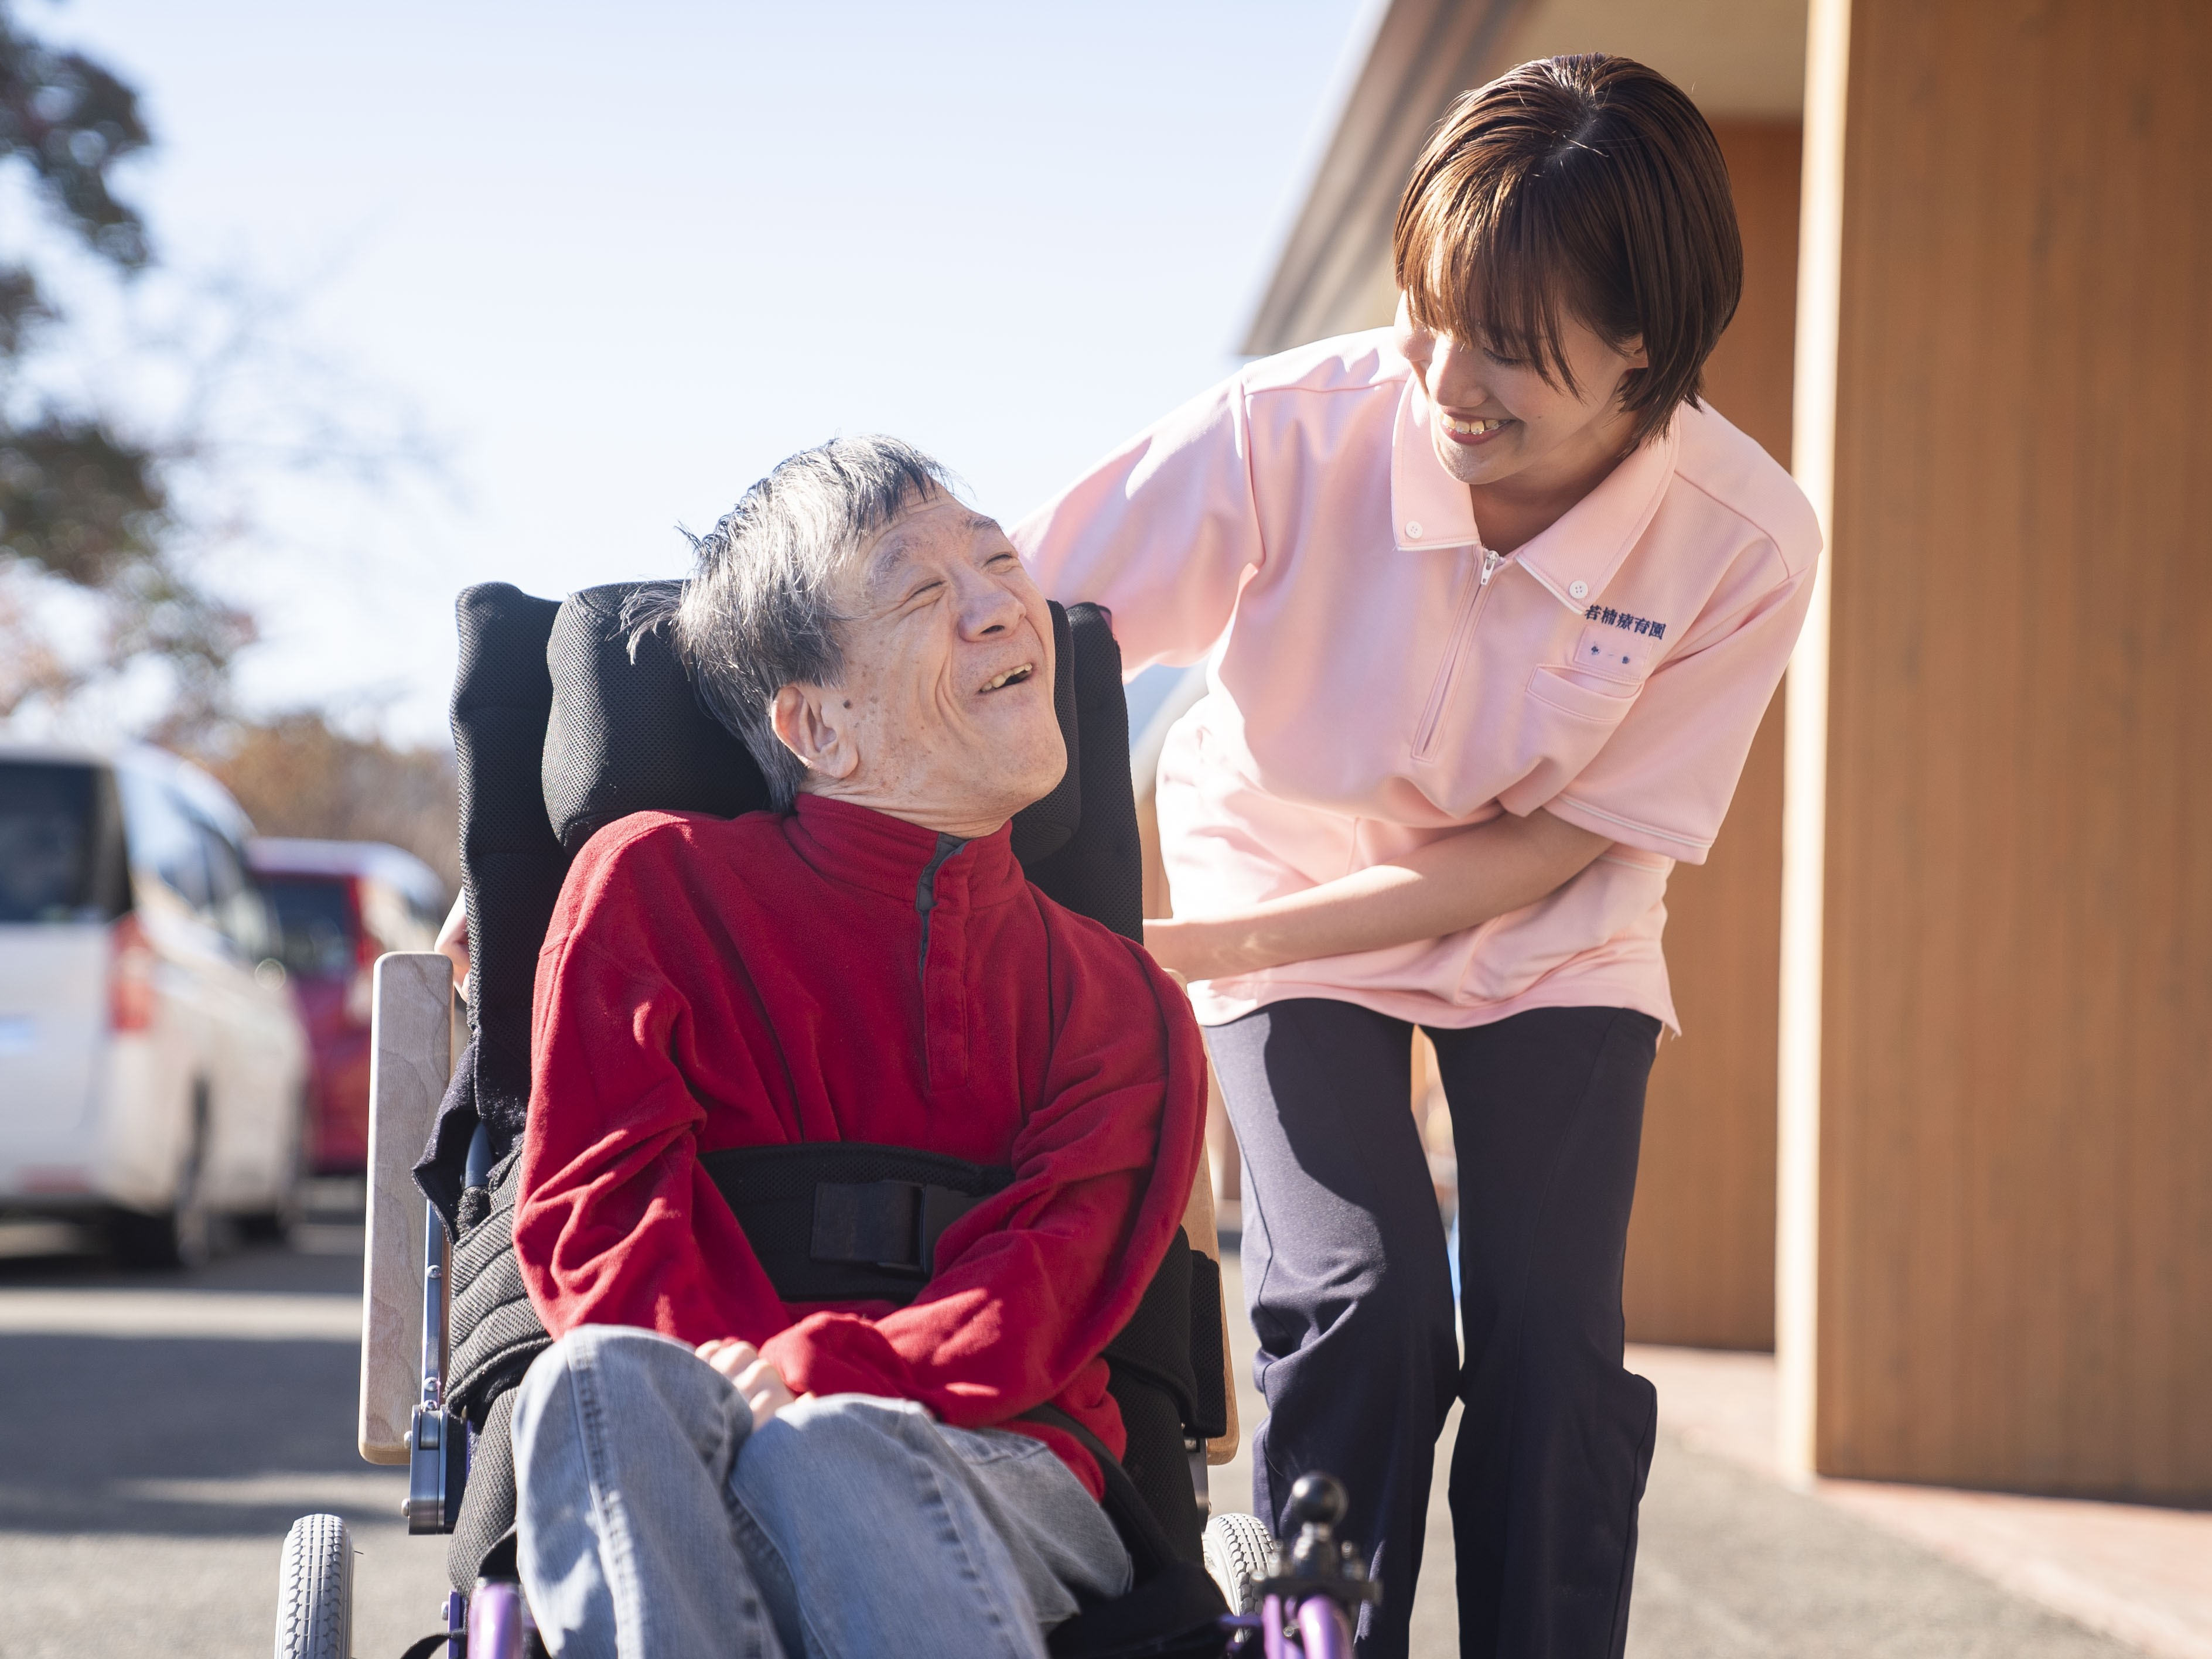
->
<box><xmin>0</xmin><ymin>740</ymin><xmax>310</xmax><ymax>1264</ymax></box>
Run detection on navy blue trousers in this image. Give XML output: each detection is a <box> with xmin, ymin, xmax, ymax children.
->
<box><xmin>1206</xmin><ymin>1001</ymin><xmax>1661</xmax><ymax>1659</ymax></box>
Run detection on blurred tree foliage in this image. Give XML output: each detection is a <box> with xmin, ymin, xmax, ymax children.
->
<box><xmin>0</xmin><ymin>9</ymin><xmax>457</xmax><ymax>873</ymax></box>
<box><xmin>204</xmin><ymin>710</ymin><xmax>460</xmax><ymax>895</ymax></box>
<box><xmin>0</xmin><ymin>4</ymin><xmax>252</xmax><ymax>724</ymax></box>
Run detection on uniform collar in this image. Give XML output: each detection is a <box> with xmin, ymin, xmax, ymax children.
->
<box><xmin>1388</xmin><ymin>371</ymin><xmax>1679</xmax><ymax>613</ymax></box>
<box><xmin>785</xmin><ymin>793</ymin><xmax>1021</xmax><ymax>905</ymax></box>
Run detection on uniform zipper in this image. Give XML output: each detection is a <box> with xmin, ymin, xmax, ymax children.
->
<box><xmin>1411</xmin><ymin>547</ymin><xmax>1505</xmax><ymax>762</ymax></box>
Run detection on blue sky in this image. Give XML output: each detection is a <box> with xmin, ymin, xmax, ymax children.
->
<box><xmin>40</xmin><ymin>1</ymin><xmax>1370</xmax><ymax>743</ymax></box>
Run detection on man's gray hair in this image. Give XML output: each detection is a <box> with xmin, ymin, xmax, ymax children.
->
<box><xmin>630</xmin><ymin>435</ymin><xmax>956</xmax><ymax>811</ymax></box>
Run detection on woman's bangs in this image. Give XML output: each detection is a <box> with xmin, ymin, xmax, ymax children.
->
<box><xmin>1404</xmin><ymin>176</ymin><xmax>1579</xmax><ymax>392</ymax></box>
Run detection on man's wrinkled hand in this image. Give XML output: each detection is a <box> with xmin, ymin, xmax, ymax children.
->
<box><xmin>696</xmin><ymin>1339</ymin><xmax>798</xmax><ymax>1430</ymax></box>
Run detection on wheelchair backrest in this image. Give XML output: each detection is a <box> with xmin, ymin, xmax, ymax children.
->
<box><xmin>448</xmin><ymin>581</ymin><xmax>1142</xmax><ymax>1145</ymax></box>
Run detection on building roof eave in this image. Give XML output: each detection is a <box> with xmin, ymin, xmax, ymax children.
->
<box><xmin>1240</xmin><ymin>0</ymin><xmax>1531</xmax><ymax>358</ymax></box>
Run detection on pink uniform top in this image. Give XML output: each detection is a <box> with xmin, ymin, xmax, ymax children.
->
<box><xmin>1013</xmin><ymin>329</ymin><xmax>1821</xmax><ymax>1032</ymax></box>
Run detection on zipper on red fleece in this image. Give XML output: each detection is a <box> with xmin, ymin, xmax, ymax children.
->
<box><xmin>914</xmin><ymin>834</ymin><xmax>968</xmax><ymax>1088</ymax></box>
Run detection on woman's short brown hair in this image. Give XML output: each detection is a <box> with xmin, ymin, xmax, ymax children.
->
<box><xmin>1392</xmin><ymin>54</ymin><xmax>1742</xmax><ymax>450</ymax></box>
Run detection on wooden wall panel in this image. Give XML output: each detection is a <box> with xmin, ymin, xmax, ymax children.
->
<box><xmin>1702</xmin><ymin>122</ymin><xmax>1804</xmax><ymax>459</ymax></box>
<box><xmin>1622</xmin><ymin>120</ymin><xmax>1799</xmax><ymax>1350</ymax></box>
<box><xmin>1816</xmin><ymin>0</ymin><xmax>2212</xmax><ymax>1496</ymax></box>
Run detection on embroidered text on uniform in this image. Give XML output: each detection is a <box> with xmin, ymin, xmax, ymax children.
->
<box><xmin>1584</xmin><ymin>605</ymin><xmax>1666</xmax><ymax>639</ymax></box>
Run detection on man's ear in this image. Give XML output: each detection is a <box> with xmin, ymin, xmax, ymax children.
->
<box><xmin>770</xmin><ymin>684</ymin><xmax>859</xmax><ymax>782</ymax></box>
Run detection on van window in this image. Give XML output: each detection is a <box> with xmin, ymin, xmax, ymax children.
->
<box><xmin>118</xmin><ymin>770</ymin><xmax>212</xmax><ymax>913</ymax></box>
<box><xmin>359</xmin><ymin>876</ymin><xmax>441</xmax><ymax>956</ymax></box>
<box><xmin>0</xmin><ymin>761</ymin><xmax>127</xmax><ymax>923</ymax></box>
<box><xmin>200</xmin><ymin>821</ymin><xmax>274</xmax><ymax>958</ymax></box>
<box><xmin>264</xmin><ymin>875</ymin><xmax>357</xmax><ymax>978</ymax></box>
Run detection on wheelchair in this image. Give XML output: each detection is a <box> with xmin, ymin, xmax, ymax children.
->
<box><xmin>274</xmin><ymin>582</ymin><xmax>1377</xmax><ymax>1658</ymax></box>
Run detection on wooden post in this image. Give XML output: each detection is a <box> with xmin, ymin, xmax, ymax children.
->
<box><xmin>1622</xmin><ymin>118</ymin><xmax>1801</xmax><ymax>1352</ymax></box>
<box><xmin>1776</xmin><ymin>0</ymin><xmax>1852</xmax><ymax>1480</ymax></box>
<box><xmin>359</xmin><ymin>952</ymin><xmax>453</xmax><ymax>1465</ymax></box>
<box><xmin>1790</xmin><ymin>0</ymin><xmax>2212</xmax><ymax>1496</ymax></box>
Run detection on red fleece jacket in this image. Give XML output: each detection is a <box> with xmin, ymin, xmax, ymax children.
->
<box><xmin>514</xmin><ymin>793</ymin><xmax>1209</xmax><ymax>1496</ymax></box>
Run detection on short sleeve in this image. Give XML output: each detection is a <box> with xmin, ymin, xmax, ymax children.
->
<box><xmin>1520</xmin><ymin>558</ymin><xmax>1814</xmax><ymax>865</ymax></box>
<box><xmin>1011</xmin><ymin>372</ymin><xmax>1265</xmax><ymax>672</ymax></box>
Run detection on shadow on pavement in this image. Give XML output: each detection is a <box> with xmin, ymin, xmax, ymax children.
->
<box><xmin>0</xmin><ymin>1330</ymin><xmax>396</xmax><ymax>1537</ymax></box>
<box><xmin>0</xmin><ymin>1228</ymin><xmax>401</xmax><ymax>1541</ymax></box>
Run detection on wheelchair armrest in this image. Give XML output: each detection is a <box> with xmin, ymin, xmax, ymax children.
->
<box><xmin>359</xmin><ymin>952</ymin><xmax>454</xmax><ymax>1465</ymax></box>
<box><xmin>1182</xmin><ymin>1142</ymin><xmax>1240</xmax><ymax>1465</ymax></box>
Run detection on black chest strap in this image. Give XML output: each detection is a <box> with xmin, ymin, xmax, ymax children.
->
<box><xmin>698</xmin><ymin>1142</ymin><xmax>1012</xmax><ymax>1307</ymax></box>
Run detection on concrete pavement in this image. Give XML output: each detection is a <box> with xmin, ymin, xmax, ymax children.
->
<box><xmin>0</xmin><ymin>1224</ymin><xmax>448</xmax><ymax>1659</ymax></box>
<box><xmin>0</xmin><ymin>1220</ymin><xmax>2177</xmax><ymax>1658</ymax></box>
<box><xmin>1629</xmin><ymin>1431</ymin><xmax>2146</xmax><ymax>1658</ymax></box>
<box><xmin>1211</xmin><ymin>1243</ymin><xmax>2155</xmax><ymax>1659</ymax></box>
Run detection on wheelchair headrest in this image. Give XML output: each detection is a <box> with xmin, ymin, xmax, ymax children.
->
<box><xmin>538</xmin><ymin>583</ymin><xmax>1084</xmax><ymax>865</ymax></box>
<box><xmin>539</xmin><ymin>583</ymin><xmax>768</xmax><ymax>849</ymax></box>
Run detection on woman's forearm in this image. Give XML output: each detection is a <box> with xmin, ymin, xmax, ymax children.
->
<box><xmin>1145</xmin><ymin>807</ymin><xmax>1609</xmax><ymax>981</ymax></box>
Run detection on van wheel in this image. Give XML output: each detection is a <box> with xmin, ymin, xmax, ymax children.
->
<box><xmin>110</xmin><ymin>1089</ymin><xmax>213</xmax><ymax>1269</ymax></box>
<box><xmin>240</xmin><ymin>1085</ymin><xmax>309</xmax><ymax>1247</ymax></box>
<box><xmin>275</xmin><ymin>1513</ymin><xmax>354</xmax><ymax>1659</ymax></box>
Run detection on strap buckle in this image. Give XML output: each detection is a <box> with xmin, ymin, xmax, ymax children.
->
<box><xmin>810</xmin><ymin>1179</ymin><xmax>979</xmax><ymax>1278</ymax></box>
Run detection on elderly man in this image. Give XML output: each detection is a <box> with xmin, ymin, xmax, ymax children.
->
<box><xmin>507</xmin><ymin>436</ymin><xmax>1208</xmax><ymax>1659</ymax></box>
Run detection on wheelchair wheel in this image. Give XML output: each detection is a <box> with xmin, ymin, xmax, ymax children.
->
<box><xmin>1202</xmin><ymin>1510</ymin><xmax>1276</xmax><ymax>1616</ymax></box>
<box><xmin>275</xmin><ymin>1513</ymin><xmax>354</xmax><ymax>1659</ymax></box>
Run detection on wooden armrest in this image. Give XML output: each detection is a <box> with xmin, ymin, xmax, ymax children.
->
<box><xmin>359</xmin><ymin>952</ymin><xmax>453</xmax><ymax>1465</ymax></box>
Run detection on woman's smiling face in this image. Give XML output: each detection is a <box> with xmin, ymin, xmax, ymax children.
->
<box><xmin>1393</xmin><ymin>291</ymin><xmax>1648</xmax><ymax>496</ymax></box>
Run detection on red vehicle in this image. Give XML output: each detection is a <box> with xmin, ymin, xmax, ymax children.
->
<box><xmin>248</xmin><ymin>839</ymin><xmax>446</xmax><ymax>1174</ymax></box>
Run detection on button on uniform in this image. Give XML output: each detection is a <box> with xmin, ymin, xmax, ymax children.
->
<box><xmin>1405</xmin><ymin>521</ymin><xmax>1424</xmax><ymax>540</ymax></box>
<box><xmin>1569</xmin><ymin>580</ymin><xmax>1589</xmax><ymax>599</ymax></box>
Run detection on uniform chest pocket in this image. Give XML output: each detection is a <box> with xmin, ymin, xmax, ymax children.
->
<box><xmin>1525</xmin><ymin>664</ymin><xmax>1640</xmax><ymax>723</ymax></box>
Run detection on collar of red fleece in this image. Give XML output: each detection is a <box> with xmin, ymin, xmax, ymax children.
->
<box><xmin>783</xmin><ymin>793</ymin><xmax>1023</xmax><ymax>904</ymax></box>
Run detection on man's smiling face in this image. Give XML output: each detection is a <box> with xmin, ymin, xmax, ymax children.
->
<box><xmin>770</xmin><ymin>492</ymin><xmax>1066</xmax><ymax>838</ymax></box>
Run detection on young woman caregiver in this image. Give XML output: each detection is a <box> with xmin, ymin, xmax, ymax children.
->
<box><xmin>1015</xmin><ymin>54</ymin><xmax>1818</xmax><ymax>1659</ymax></box>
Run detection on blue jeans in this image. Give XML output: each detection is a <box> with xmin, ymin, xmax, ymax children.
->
<box><xmin>511</xmin><ymin>1326</ymin><xmax>1132</xmax><ymax>1659</ymax></box>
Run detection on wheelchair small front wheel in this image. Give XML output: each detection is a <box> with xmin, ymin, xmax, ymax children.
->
<box><xmin>275</xmin><ymin>1513</ymin><xmax>354</xmax><ymax>1659</ymax></box>
<box><xmin>1203</xmin><ymin>1509</ymin><xmax>1276</xmax><ymax>1615</ymax></box>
